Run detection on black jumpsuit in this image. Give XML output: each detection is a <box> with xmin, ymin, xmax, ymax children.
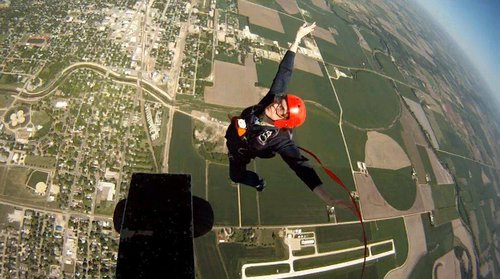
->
<box><xmin>225</xmin><ymin>51</ymin><xmax>322</xmax><ymax>191</ymax></box>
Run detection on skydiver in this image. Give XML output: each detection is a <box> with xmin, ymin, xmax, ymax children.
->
<box><xmin>225</xmin><ymin>22</ymin><xmax>352</xmax><ymax>210</ymax></box>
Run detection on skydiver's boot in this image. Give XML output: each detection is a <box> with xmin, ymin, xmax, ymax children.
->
<box><xmin>255</xmin><ymin>179</ymin><xmax>266</xmax><ymax>192</ymax></box>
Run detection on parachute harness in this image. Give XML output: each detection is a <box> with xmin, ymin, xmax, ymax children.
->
<box><xmin>298</xmin><ymin>146</ymin><xmax>368</xmax><ymax>279</ymax></box>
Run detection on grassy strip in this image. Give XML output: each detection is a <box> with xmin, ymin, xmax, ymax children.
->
<box><xmin>245</xmin><ymin>264</ymin><xmax>290</xmax><ymax>277</ymax></box>
<box><xmin>370</xmin><ymin>242</ymin><xmax>393</xmax><ymax>255</ymax></box>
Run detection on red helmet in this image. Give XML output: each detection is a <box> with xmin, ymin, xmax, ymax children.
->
<box><xmin>274</xmin><ymin>94</ymin><xmax>306</xmax><ymax>128</ymax></box>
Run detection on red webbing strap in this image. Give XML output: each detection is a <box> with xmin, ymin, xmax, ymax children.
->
<box><xmin>298</xmin><ymin>146</ymin><xmax>368</xmax><ymax>278</ymax></box>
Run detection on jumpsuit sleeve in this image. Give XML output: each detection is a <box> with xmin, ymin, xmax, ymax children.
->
<box><xmin>257</xmin><ymin>50</ymin><xmax>296</xmax><ymax>109</ymax></box>
<box><xmin>277</xmin><ymin>141</ymin><xmax>323</xmax><ymax>191</ymax></box>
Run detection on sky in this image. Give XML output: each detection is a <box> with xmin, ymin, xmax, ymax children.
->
<box><xmin>414</xmin><ymin>0</ymin><xmax>500</xmax><ymax>105</ymax></box>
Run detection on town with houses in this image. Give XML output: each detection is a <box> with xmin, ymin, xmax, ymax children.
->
<box><xmin>0</xmin><ymin>0</ymin><xmax>332</xmax><ymax>277</ymax></box>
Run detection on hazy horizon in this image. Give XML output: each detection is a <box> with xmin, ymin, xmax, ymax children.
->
<box><xmin>414</xmin><ymin>0</ymin><xmax>500</xmax><ymax>107</ymax></box>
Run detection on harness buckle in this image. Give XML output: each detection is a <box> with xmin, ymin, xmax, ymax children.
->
<box><xmin>236</xmin><ymin>118</ymin><xmax>247</xmax><ymax>137</ymax></box>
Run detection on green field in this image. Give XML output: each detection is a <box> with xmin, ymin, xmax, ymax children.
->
<box><xmin>207</xmin><ymin>163</ymin><xmax>239</xmax><ymax>225</ymax></box>
<box><xmin>24</xmin><ymin>155</ymin><xmax>57</xmax><ymax>169</ymax></box>
<box><xmin>374</xmin><ymin>52</ymin><xmax>405</xmax><ymax>81</ymax></box>
<box><xmin>396</xmin><ymin>84</ymin><xmax>419</xmax><ymax>102</ymax></box>
<box><xmin>0</xmin><ymin>73</ymin><xmax>21</xmax><ymax>84</ymax></box>
<box><xmin>294</xmin><ymin>105</ymin><xmax>356</xmax><ymax>221</ymax></box>
<box><xmin>94</xmin><ymin>201</ymin><xmax>115</xmax><ymax>216</ymax></box>
<box><xmin>328</xmin><ymin>3</ymin><xmax>352</xmax><ymax>23</ymax></box>
<box><xmin>342</xmin><ymin>125</ymin><xmax>367</xmax><ymax>169</ymax></box>
<box><xmin>30</xmin><ymin>110</ymin><xmax>52</xmax><ymax>138</ymax></box>
<box><xmin>430</xmin><ymin>184</ymin><xmax>458</xmax><ymax>225</ymax></box>
<box><xmin>37</xmin><ymin>60</ymin><xmax>69</xmax><ymax>83</ymax></box>
<box><xmin>256</xmin><ymin>156</ymin><xmax>327</xmax><ymax>225</ymax></box>
<box><xmin>473</xmin><ymin>208</ymin><xmax>492</xmax><ymax>252</ymax></box>
<box><xmin>333</xmin><ymin>71</ymin><xmax>400</xmax><ymax>129</ymax></box>
<box><xmin>216</xmin><ymin>0</ymin><xmax>235</xmax><ymax>10</ymax></box>
<box><xmin>168</xmin><ymin>112</ymin><xmax>206</xmax><ymax>198</ymax></box>
<box><xmin>240</xmin><ymin>166</ymin><xmax>260</xmax><ymax>226</ymax></box>
<box><xmin>369</xmin><ymin>167</ymin><xmax>416</xmax><ymax>211</ymax></box>
<box><xmin>370</xmin><ymin>242</ymin><xmax>393</xmax><ymax>255</ymax></box>
<box><xmin>416</xmin><ymin>145</ymin><xmax>436</xmax><ymax>184</ymax></box>
<box><xmin>297</xmin><ymin>1</ymin><xmax>369</xmax><ymax>68</ymax></box>
<box><xmin>359</xmin><ymin>28</ymin><xmax>386</xmax><ymax>51</ymax></box>
<box><xmin>151</xmin><ymin>107</ymin><xmax>169</xmax><ymax>169</ymax></box>
<box><xmin>292</xmin><ymin>246</ymin><xmax>315</xmax><ymax>256</ymax></box>
<box><xmin>194</xmin><ymin>231</ymin><xmax>227</xmax><ymax>279</ymax></box>
<box><xmin>0</xmin><ymin>94</ymin><xmax>14</xmax><ymax>108</ymax></box>
<box><xmin>316</xmin><ymin>224</ymin><xmax>369</xmax><ymax>253</ymax></box>
<box><xmin>432</xmin><ymin>112</ymin><xmax>470</xmax><ymax>156</ymax></box>
<box><xmin>439</xmin><ymin>153</ymin><xmax>484</xmax><ymax>213</ymax></box>
<box><xmin>369</xmin><ymin>218</ymin><xmax>408</xmax><ymax>278</ymax></box>
<box><xmin>27</xmin><ymin>170</ymin><xmax>49</xmax><ymax>189</ymax></box>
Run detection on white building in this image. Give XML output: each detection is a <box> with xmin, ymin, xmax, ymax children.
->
<box><xmin>97</xmin><ymin>181</ymin><xmax>116</xmax><ymax>201</ymax></box>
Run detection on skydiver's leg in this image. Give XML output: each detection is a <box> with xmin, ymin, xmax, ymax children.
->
<box><xmin>228</xmin><ymin>154</ymin><xmax>261</xmax><ymax>187</ymax></box>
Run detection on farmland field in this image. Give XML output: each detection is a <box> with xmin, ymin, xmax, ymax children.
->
<box><xmin>369</xmin><ymin>167</ymin><xmax>416</xmax><ymax>211</ymax></box>
<box><xmin>359</xmin><ymin>27</ymin><xmax>386</xmax><ymax>51</ymax></box>
<box><xmin>316</xmin><ymin>223</ymin><xmax>369</xmax><ymax>253</ymax></box>
<box><xmin>245</xmin><ymin>263</ymin><xmax>290</xmax><ymax>277</ymax></box>
<box><xmin>333</xmin><ymin>71</ymin><xmax>400</xmax><ymax>129</ymax></box>
<box><xmin>194</xmin><ymin>232</ymin><xmax>227</xmax><ymax>279</ymax></box>
<box><xmin>168</xmin><ymin>112</ymin><xmax>206</xmax><ymax>198</ymax></box>
<box><xmin>297</xmin><ymin>0</ymin><xmax>369</xmax><ymax>68</ymax></box>
<box><xmin>208</xmin><ymin>163</ymin><xmax>239</xmax><ymax>225</ymax></box>
<box><xmin>374</xmin><ymin>52</ymin><xmax>405</xmax><ymax>81</ymax></box>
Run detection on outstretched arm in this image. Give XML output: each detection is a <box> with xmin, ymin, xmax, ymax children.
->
<box><xmin>258</xmin><ymin>22</ymin><xmax>317</xmax><ymax>108</ymax></box>
<box><xmin>289</xmin><ymin>22</ymin><xmax>316</xmax><ymax>53</ymax></box>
